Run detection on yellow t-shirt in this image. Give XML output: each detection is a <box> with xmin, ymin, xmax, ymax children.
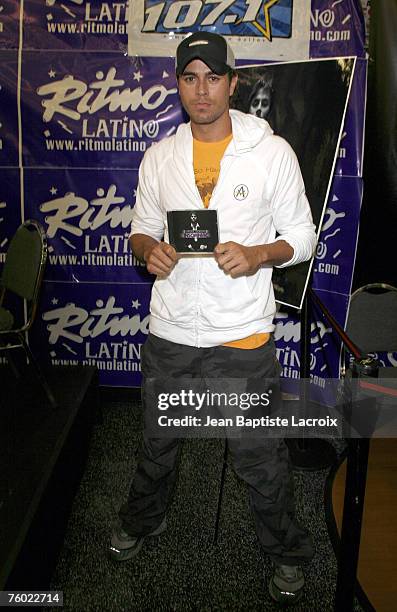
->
<box><xmin>193</xmin><ymin>134</ymin><xmax>232</xmax><ymax>208</ymax></box>
<box><xmin>193</xmin><ymin>135</ymin><xmax>269</xmax><ymax>350</ymax></box>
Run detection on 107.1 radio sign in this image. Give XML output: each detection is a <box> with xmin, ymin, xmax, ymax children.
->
<box><xmin>128</xmin><ymin>0</ymin><xmax>312</xmax><ymax>61</ymax></box>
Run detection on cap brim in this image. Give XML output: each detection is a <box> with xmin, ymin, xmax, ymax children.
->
<box><xmin>176</xmin><ymin>51</ymin><xmax>229</xmax><ymax>76</ymax></box>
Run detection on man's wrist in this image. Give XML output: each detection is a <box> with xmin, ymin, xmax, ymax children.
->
<box><xmin>254</xmin><ymin>245</ymin><xmax>269</xmax><ymax>266</ymax></box>
<box><xmin>252</xmin><ymin>241</ymin><xmax>294</xmax><ymax>267</ymax></box>
<box><xmin>130</xmin><ymin>234</ymin><xmax>160</xmax><ymax>264</ymax></box>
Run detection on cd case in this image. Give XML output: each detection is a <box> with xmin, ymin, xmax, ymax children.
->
<box><xmin>167</xmin><ymin>210</ymin><xmax>219</xmax><ymax>254</ymax></box>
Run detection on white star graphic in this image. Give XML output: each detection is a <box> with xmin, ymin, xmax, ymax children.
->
<box><xmin>132</xmin><ymin>299</ymin><xmax>141</xmax><ymax>309</ymax></box>
<box><xmin>50</xmin><ymin>186</ymin><xmax>58</xmax><ymax>195</ymax></box>
<box><xmin>51</xmin><ymin>297</ymin><xmax>59</xmax><ymax>305</ymax></box>
<box><xmin>48</xmin><ymin>69</ymin><xmax>56</xmax><ymax>78</ymax></box>
<box><xmin>133</xmin><ymin>71</ymin><xmax>143</xmax><ymax>82</ymax></box>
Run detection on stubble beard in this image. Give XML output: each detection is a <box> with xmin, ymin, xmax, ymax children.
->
<box><xmin>188</xmin><ymin>103</ymin><xmax>229</xmax><ymax>127</ymax></box>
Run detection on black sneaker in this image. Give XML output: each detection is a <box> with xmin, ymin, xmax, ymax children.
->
<box><xmin>268</xmin><ymin>563</ymin><xmax>305</xmax><ymax>605</ymax></box>
<box><xmin>109</xmin><ymin>517</ymin><xmax>167</xmax><ymax>562</ymax></box>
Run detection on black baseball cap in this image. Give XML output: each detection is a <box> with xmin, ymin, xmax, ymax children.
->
<box><xmin>175</xmin><ymin>32</ymin><xmax>235</xmax><ymax>76</ymax></box>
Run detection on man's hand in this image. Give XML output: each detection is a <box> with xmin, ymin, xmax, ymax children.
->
<box><xmin>144</xmin><ymin>241</ymin><xmax>179</xmax><ymax>277</ymax></box>
<box><xmin>214</xmin><ymin>240</ymin><xmax>294</xmax><ymax>277</ymax></box>
<box><xmin>214</xmin><ymin>242</ymin><xmax>262</xmax><ymax>277</ymax></box>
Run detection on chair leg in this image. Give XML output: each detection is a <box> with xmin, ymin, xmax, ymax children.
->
<box><xmin>213</xmin><ymin>439</ymin><xmax>229</xmax><ymax>545</ymax></box>
<box><xmin>2</xmin><ymin>347</ymin><xmax>21</xmax><ymax>378</ymax></box>
<box><xmin>19</xmin><ymin>334</ymin><xmax>58</xmax><ymax>409</ymax></box>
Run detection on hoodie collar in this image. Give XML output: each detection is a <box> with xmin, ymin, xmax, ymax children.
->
<box><xmin>173</xmin><ymin>109</ymin><xmax>273</xmax><ymax>161</ymax></box>
<box><xmin>229</xmin><ymin>109</ymin><xmax>273</xmax><ymax>152</ymax></box>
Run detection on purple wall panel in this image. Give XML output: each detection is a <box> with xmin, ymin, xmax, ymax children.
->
<box><xmin>0</xmin><ymin>1</ymin><xmax>367</xmax><ymax>389</ymax></box>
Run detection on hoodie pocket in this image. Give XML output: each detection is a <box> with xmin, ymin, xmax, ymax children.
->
<box><xmin>151</xmin><ymin>275</ymin><xmax>193</xmax><ymax>325</ymax></box>
<box><xmin>245</xmin><ymin>268</ymin><xmax>264</xmax><ymax>301</ymax></box>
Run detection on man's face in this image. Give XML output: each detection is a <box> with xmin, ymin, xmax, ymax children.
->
<box><xmin>178</xmin><ymin>59</ymin><xmax>237</xmax><ymax>128</ymax></box>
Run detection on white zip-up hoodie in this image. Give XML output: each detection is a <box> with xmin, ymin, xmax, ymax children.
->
<box><xmin>131</xmin><ymin>110</ymin><xmax>316</xmax><ymax>347</ymax></box>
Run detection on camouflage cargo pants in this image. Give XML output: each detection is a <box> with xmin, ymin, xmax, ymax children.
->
<box><xmin>119</xmin><ymin>333</ymin><xmax>313</xmax><ymax>565</ymax></box>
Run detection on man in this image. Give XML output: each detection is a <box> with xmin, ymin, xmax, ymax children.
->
<box><xmin>186</xmin><ymin>212</ymin><xmax>201</xmax><ymax>251</ymax></box>
<box><xmin>110</xmin><ymin>32</ymin><xmax>316</xmax><ymax>605</ymax></box>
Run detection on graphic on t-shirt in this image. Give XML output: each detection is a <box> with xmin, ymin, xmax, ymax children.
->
<box><xmin>194</xmin><ymin>172</ymin><xmax>217</xmax><ymax>209</ymax></box>
<box><xmin>193</xmin><ymin>135</ymin><xmax>232</xmax><ymax>208</ymax></box>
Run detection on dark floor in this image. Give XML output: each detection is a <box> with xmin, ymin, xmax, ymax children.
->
<box><xmin>0</xmin><ymin>364</ymin><xmax>98</xmax><ymax>592</ymax></box>
<box><xmin>49</xmin><ymin>397</ymin><xmax>364</xmax><ymax>612</ymax></box>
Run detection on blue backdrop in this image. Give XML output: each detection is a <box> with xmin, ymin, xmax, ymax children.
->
<box><xmin>0</xmin><ymin>1</ymin><xmax>369</xmax><ymax>396</ymax></box>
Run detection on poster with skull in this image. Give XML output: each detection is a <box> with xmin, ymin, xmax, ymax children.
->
<box><xmin>232</xmin><ymin>58</ymin><xmax>356</xmax><ymax>309</ymax></box>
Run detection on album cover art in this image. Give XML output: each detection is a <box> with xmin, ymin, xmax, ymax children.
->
<box><xmin>167</xmin><ymin>210</ymin><xmax>219</xmax><ymax>254</ymax></box>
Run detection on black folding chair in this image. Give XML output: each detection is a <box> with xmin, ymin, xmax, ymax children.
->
<box><xmin>0</xmin><ymin>219</ymin><xmax>57</xmax><ymax>408</ymax></box>
<box><xmin>334</xmin><ymin>283</ymin><xmax>397</xmax><ymax>609</ymax></box>
<box><xmin>343</xmin><ymin>283</ymin><xmax>397</xmax><ymax>392</ymax></box>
